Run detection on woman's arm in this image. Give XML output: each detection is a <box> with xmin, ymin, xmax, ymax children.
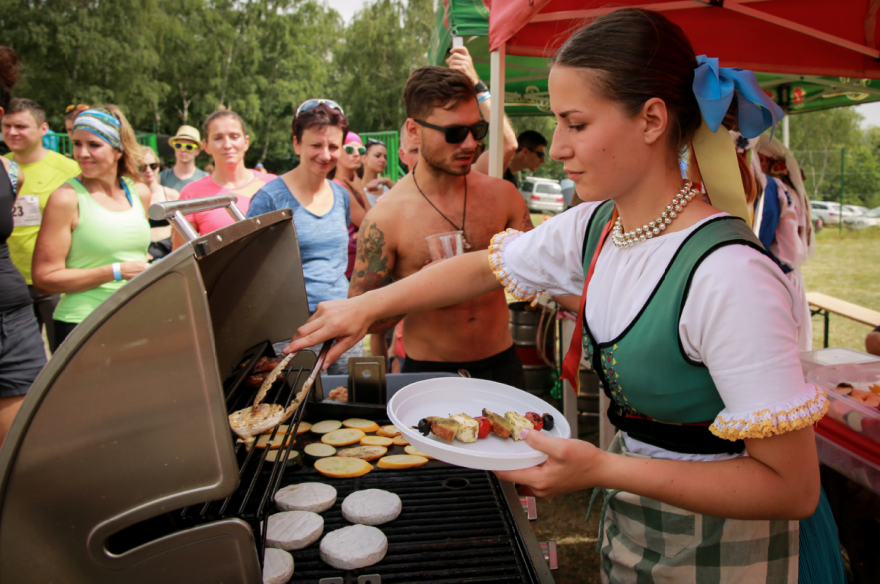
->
<box><xmin>349</xmin><ymin>188</ymin><xmax>367</xmax><ymax>228</ymax></box>
<box><xmin>288</xmin><ymin>249</ymin><xmax>501</xmax><ymax>364</ymax></box>
<box><xmin>33</xmin><ymin>186</ymin><xmax>147</xmax><ymax>294</ymax></box>
<box><xmin>497</xmin><ymin>424</ymin><xmax>820</xmax><ymax>520</ymax></box>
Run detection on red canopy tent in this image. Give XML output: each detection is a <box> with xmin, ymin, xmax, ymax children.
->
<box><xmin>480</xmin><ymin>0</ymin><xmax>880</xmax><ymax>176</ymax></box>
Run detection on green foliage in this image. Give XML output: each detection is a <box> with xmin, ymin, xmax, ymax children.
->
<box><xmin>1</xmin><ymin>0</ymin><xmax>435</xmax><ymax>173</ymax></box>
<box><xmin>790</xmin><ymin>107</ymin><xmax>880</xmax><ymax>209</ymax></box>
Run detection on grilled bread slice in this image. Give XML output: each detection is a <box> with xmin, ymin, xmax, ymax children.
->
<box><xmin>482</xmin><ymin>409</ymin><xmax>513</xmax><ymax>439</ymax></box>
<box><xmin>425</xmin><ymin>416</ymin><xmax>460</xmax><ymax>441</ymax></box>
<box><xmin>505</xmin><ymin>411</ymin><xmax>534</xmax><ymax>441</ymax></box>
<box><xmin>449</xmin><ymin>413</ymin><xmax>479</xmax><ymax>443</ymax></box>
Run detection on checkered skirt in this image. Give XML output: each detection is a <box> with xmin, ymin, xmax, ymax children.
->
<box><xmin>595</xmin><ymin>434</ymin><xmax>798</xmax><ymax>584</ymax></box>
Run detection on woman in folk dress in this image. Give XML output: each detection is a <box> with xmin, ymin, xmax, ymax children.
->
<box><xmin>285</xmin><ymin>9</ymin><xmax>844</xmax><ymax>583</ymax></box>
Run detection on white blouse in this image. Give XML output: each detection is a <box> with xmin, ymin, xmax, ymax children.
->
<box><xmin>488</xmin><ymin>201</ymin><xmax>827</xmax><ymax>459</ymax></box>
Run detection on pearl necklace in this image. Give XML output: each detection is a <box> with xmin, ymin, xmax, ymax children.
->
<box><xmin>611</xmin><ymin>182</ymin><xmax>698</xmax><ymax>248</ymax></box>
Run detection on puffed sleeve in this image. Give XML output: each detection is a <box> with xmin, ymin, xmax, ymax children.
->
<box><xmin>487</xmin><ymin>202</ymin><xmax>602</xmax><ymax>301</ymax></box>
<box><xmin>678</xmin><ymin>245</ymin><xmax>827</xmax><ymax>441</ymax></box>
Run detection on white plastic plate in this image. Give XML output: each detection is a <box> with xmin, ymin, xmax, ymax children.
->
<box><xmin>386</xmin><ymin>378</ymin><xmax>570</xmax><ymax>471</ymax></box>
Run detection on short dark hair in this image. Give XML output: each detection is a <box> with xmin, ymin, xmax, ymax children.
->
<box><xmin>203</xmin><ymin>110</ymin><xmax>247</xmax><ymax>141</ymax></box>
<box><xmin>7</xmin><ymin>98</ymin><xmax>45</xmax><ymax>125</ymax></box>
<box><xmin>516</xmin><ymin>130</ymin><xmax>547</xmax><ymax>153</ymax></box>
<box><xmin>292</xmin><ymin>103</ymin><xmax>348</xmax><ymax>143</ymax></box>
<box><xmin>404</xmin><ymin>66</ymin><xmax>476</xmax><ymax>121</ymax></box>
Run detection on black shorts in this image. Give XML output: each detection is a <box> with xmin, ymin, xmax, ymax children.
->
<box><xmin>0</xmin><ymin>305</ymin><xmax>47</xmax><ymax>397</ymax></box>
<box><xmin>402</xmin><ymin>344</ymin><xmax>526</xmax><ymax>389</ymax></box>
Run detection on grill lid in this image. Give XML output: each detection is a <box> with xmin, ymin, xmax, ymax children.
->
<box><xmin>0</xmin><ymin>196</ymin><xmax>310</xmax><ymax>583</ymax></box>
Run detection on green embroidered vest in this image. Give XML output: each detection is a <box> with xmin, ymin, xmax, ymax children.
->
<box><xmin>581</xmin><ymin>201</ymin><xmax>770</xmax><ymax>454</ymax></box>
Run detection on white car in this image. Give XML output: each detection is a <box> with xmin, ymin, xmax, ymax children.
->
<box><xmin>852</xmin><ymin>206</ymin><xmax>880</xmax><ymax>230</ymax></box>
<box><xmin>520</xmin><ymin>177</ymin><xmax>565</xmax><ymax>214</ymax></box>
<box><xmin>843</xmin><ymin>204</ymin><xmax>869</xmax><ymax>216</ymax></box>
<box><xmin>810</xmin><ymin>201</ymin><xmax>842</xmax><ymax>226</ymax></box>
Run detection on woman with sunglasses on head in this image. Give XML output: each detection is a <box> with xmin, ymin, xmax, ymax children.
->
<box><xmin>138</xmin><ymin>145</ymin><xmax>179</xmax><ymax>261</ymax></box>
<box><xmin>285</xmin><ymin>9</ymin><xmax>845</xmax><ymax>583</ymax></box>
<box><xmin>172</xmin><ymin>111</ymin><xmax>276</xmax><ymax>247</ymax></box>
<box><xmin>248</xmin><ymin>99</ymin><xmax>362</xmax><ymax>374</ymax></box>
<box><xmin>362</xmin><ymin>139</ymin><xmax>396</xmax><ymax>207</ymax></box>
<box><xmin>331</xmin><ymin>131</ymin><xmax>371</xmax><ymax>279</ymax></box>
<box><xmin>32</xmin><ymin>106</ymin><xmax>151</xmax><ymax>351</ymax></box>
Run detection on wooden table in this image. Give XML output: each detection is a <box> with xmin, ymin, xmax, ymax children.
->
<box><xmin>807</xmin><ymin>292</ymin><xmax>880</xmax><ymax>348</ymax></box>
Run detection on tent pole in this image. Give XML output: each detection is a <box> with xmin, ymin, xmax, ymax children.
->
<box><xmin>489</xmin><ymin>43</ymin><xmax>506</xmax><ymax>179</ymax></box>
<box><xmin>783</xmin><ymin>114</ymin><xmax>790</xmax><ymax>149</ymax></box>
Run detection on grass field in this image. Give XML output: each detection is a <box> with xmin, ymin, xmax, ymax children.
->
<box><xmin>802</xmin><ymin>227</ymin><xmax>880</xmax><ymax>352</ymax></box>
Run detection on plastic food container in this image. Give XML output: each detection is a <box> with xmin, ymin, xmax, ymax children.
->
<box><xmin>815</xmin><ymin>433</ymin><xmax>880</xmax><ymax>496</ymax></box>
<box><xmin>809</xmin><ymin>362</ymin><xmax>880</xmax><ymax>446</ymax></box>
<box><xmin>800</xmin><ymin>347</ymin><xmax>880</xmax><ymax>376</ymax></box>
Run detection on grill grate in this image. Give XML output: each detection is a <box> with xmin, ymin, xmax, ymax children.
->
<box><xmin>278</xmin><ymin>466</ymin><xmax>540</xmax><ymax>584</ymax></box>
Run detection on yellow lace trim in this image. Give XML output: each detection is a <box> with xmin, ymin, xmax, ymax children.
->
<box><xmin>488</xmin><ymin>229</ymin><xmax>540</xmax><ymax>303</ymax></box>
<box><xmin>709</xmin><ymin>384</ymin><xmax>829</xmax><ymax>441</ymax></box>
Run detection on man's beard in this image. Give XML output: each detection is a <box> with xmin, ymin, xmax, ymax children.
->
<box><xmin>421</xmin><ymin>141</ymin><xmax>474</xmax><ymax>177</ymax></box>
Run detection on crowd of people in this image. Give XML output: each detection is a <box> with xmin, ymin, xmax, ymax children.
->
<box><xmin>0</xmin><ymin>6</ymin><xmax>867</xmax><ymax>581</ymax></box>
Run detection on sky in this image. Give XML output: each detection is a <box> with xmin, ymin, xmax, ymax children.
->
<box><xmin>854</xmin><ymin>102</ymin><xmax>880</xmax><ymax>129</ymax></box>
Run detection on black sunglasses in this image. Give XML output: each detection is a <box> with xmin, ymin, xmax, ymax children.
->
<box><xmin>139</xmin><ymin>162</ymin><xmax>160</xmax><ymax>172</ymax></box>
<box><xmin>413</xmin><ymin>119</ymin><xmax>489</xmax><ymax>144</ymax></box>
<box><xmin>528</xmin><ymin>147</ymin><xmax>545</xmax><ymax>160</ymax></box>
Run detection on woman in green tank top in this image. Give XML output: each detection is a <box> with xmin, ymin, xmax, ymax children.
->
<box><xmin>32</xmin><ymin>106</ymin><xmax>151</xmax><ymax>351</ymax></box>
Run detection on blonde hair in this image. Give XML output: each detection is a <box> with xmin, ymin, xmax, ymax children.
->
<box><xmin>94</xmin><ymin>104</ymin><xmax>142</xmax><ymax>181</ymax></box>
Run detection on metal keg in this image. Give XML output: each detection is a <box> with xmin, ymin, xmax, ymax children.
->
<box><xmin>509</xmin><ymin>302</ymin><xmax>555</xmax><ymax>397</ymax></box>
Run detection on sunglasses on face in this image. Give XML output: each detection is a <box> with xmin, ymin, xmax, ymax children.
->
<box><xmin>172</xmin><ymin>142</ymin><xmax>198</xmax><ymax>152</ymax></box>
<box><xmin>295</xmin><ymin>99</ymin><xmax>344</xmax><ymax>118</ymax></box>
<box><xmin>139</xmin><ymin>162</ymin><xmax>160</xmax><ymax>172</ymax></box>
<box><xmin>528</xmin><ymin>147</ymin><xmax>545</xmax><ymax>160</ymax></box>
<box><xmin>344</xmin><ymin>145</ymin><xmax>366</xmax><ymax>155</ymax></box>
<box><xmin>65</xmin><ymin>104</ymin><xmax>89</xmax><ymax>113</ymax></box>
<box><xmin>413</xmin><ymin>119</ymin><xmax>489</xmax><ymax>144</ymax></box>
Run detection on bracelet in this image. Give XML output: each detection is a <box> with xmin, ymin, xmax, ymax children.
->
<box><xmin>477</xmin><ymin>91</ymin><xmax>491</xmax><ymax>105</ymax></box>
<box><xmin>112</xmin><ymin>262</ymin><xmax>122</xmax><ymax>282</ymax></box>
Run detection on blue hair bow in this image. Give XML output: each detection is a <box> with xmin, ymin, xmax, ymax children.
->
<box><xmin>692</xmin><ymin>55</ymin><xmax>785</xmax><ymax>140</ymax></box>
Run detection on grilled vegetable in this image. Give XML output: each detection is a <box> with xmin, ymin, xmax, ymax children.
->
<box><xmin>525</xmin><ymin>412</ymin><xmax>543</xmax><ymax>431</ymax></box>
<box><xmin>542</xmin><ymin>413</ymin><xmax>554</xmax><ymax>431</ymax></box>
<box><xmin>474</xmin><ymin>416</ymin><xmax>491</xmax><ymax>439</ymax></box>
<box><xmin>417</xmin><ymin>418</ymin><xmax>431</xmax><ymax>436</ymax></box>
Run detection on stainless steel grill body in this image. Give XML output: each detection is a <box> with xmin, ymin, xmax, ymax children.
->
<box><xmin>0</xmin><ymin>208</ymin><xmax>308</xmax><ymax>583</ymax></box>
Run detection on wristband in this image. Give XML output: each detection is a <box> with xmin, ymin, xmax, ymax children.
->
<box><xmin>112</xmin><ymin>262</ymin><xmax>122</xmax><ymax>282</ymax></box>
<box><xmin>477</xmin><ymin>91</ymin><xmax>491</xmax><ymax>105</ymax></box>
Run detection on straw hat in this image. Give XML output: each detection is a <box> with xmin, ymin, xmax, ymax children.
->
<box><xmin>168</xmin><ymin>125</ymin><xmax>201</xmax><ymax>146</ymax></box>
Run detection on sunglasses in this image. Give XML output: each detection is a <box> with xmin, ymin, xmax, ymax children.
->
<box><xmin>139</xmin><ymin>162</ymin><xmax>160</xmax><ymax>172</ymax></box>
<box><xmin>172</xmin><ymin>142</ymin><xmax>199</xmax><ymax>152</ymax></box>
<box><xmin>295</xmin><ymin>99</ymin><xmax>344</xmax><ymax>118</ymax></box>
<box><xmin>528</xmin><ymin>147</ymin><xmax>545</xmax><ymax>160</ymax></box>
<box><xmin>413</xmin><ymin>119</ymin><xmax>489</xmax><ymax>144</ymax></box>
<box><xmin>65</xmin><ymin>104</ymin><xmax>89</xmax><ymax>114</ymax></box>
<box><xmin>344</xmin><ymin>145</ymin><xmax>366</xmax><ymax>155</ymax></box>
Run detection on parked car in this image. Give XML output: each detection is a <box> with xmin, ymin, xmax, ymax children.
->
<box><xmin>810</xmin><ymin>201</ymin><xmax>842</xmax><ymax>226</ymax></box>
<box><xmin>520</xmin><ymin>177</ymin><xmax>565</xmax><ymax>214</ymax></box>
<box><xmin>852</xmin><ymin>206</ymin><xmax>880</xmax><ymax>230</ymax></box>
<box><xmin>843</xmin><ymin>204</ymin><xmax>869</xmax><ymax>216</ymax></box>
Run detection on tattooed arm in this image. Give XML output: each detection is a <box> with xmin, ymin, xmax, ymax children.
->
<box><xmin>348</xmin><ymin>218</ymin><xmax>404</xmax><ymax>334</ymax></box>
<box><xmin>506</xmin><ymin>181</ymin><xmax>535</xmax><ymax>232</ymax></box>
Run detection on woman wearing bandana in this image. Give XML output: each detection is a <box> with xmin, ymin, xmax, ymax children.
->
<box><xmin>32</xmin><ymin>106</ymin><xmax>151</xmax><ymax>350</ymax></box>
<box><xmin>287</xmin><ymin>9</ymin><xmax>845</xmax><ymax>583</ymax></box>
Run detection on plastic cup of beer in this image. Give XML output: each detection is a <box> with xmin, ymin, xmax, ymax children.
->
<box><xmin>426</xmin><ymin>230</ymin><xmax>464</xmax><ymax>261</ymax></box>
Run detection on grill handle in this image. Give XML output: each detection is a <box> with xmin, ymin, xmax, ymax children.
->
<box><xmin>149</xmin><ymin>194</ymin><xmax>246</xmax><ymax>242</ymax></box>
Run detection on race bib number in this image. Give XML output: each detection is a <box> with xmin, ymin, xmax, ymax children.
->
<box><xmin>12</xmin><ymin>195</ymin><xmax>41</xmax><ymax>227</ymax></box>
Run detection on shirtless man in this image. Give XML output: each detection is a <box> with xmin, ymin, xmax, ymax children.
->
<box><xmin>347</xmin><ymin>66</ymin><xmax>534</xmax><ymax>387</ymax></box>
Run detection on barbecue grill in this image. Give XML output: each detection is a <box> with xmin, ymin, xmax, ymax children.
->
<box><xmin>0</xmin><ymin>195</ymin><xmax>555</xmax><ymax>583</ymax></box>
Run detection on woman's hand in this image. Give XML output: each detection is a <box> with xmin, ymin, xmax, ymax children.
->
<box><xmin>284</xmin><ymin>296</ymin><xmax>373</xmax><ymax>367</ymax></box>
<box><xmin>120</xmin><ymin>261</ymin><xmax>149</xmax><ymax>280</ymax></box>
<box><xmin>494</xmin><ymin>428</ymin><xmax>608</xmax><ymax>498</ymax></box>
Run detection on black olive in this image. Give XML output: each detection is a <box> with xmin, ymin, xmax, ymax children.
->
<box><xmin>417</xmin><ymin>418</ymin><xmax>431</xmax><ymax>436</ymax></box>
<box><xmin>542</xmin><ymin>413</ymin><xmax>554</xmax><ymax>431</ymax></box>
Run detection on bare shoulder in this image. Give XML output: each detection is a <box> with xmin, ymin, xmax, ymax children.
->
<box><xmin>47</xmin><ymin>182</ymin><xmax>80</xmax><ymax>211</ymax></box>
<box><xmin>167</xmin><ymin>187</ymin><xmax>181</xmax><ymax>202</ymax></box>
<box><xmin>468</xmin><ymin>170</ymin><xmax>520</xmax><ymax>200</ymax></box>
<box><xmin>0</xmin><ymin>157</ymin><xmax>10</xmax><ymax>172</ymax></box>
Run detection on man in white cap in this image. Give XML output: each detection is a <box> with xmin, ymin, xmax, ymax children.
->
<box><xmin>160</xmin><ymin>125</ymin><xmax>208</xmax><ymax>192</ymax></box>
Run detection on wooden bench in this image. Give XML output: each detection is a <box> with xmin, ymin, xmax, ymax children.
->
<box><xmin>807</xmin><ymin>292</ymin><xmax>880</xmax><ymax>348</ymax></box>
